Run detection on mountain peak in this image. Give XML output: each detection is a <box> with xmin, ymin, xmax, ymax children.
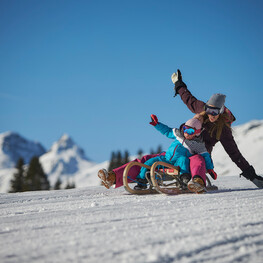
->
<box><xmin>56</xmin><ymin>134</ymin><xmax>75</xmax><ymax>151</ymax></box>
<box><xmin>40</xmin><ymin>134</ymin><xmax>92</xmax><ymax>187</ymax></box>
<box><xmin>0</xmin><ymin>131</ymin><xmax>46</xmax><ymax>168</ymax></box>
<box><xmin>50</xmin><ymin>134</ymin><xmax>88</xmax><ymax>160</ymax></box>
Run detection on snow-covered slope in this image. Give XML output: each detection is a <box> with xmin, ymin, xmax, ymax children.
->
<box><xmin>212</xmin><ymin>120</ymin><xmax>263</xmax><ymax>176</ymax></box>
<box><xmin>0</xmin><ymin>177</ymin><xmax>263</xmax><ymax>263</ymax></box>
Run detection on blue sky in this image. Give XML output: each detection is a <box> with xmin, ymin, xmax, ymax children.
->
<box><xmin>1</xmin><ymin>0</ymin><xmax>263</xmax><ymax>163</ymax></box>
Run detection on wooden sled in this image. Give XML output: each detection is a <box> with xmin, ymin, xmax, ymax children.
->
<box><xmin>150</xmin><ymin>161</ymin><xmax>218</xmax><ymax>195</ymax></box>
<box><xmin>123</xmin><ymin>161</ymin><xmax>158</xmax><ymax>195</ymax></box>
<box><xmin>123</xmin><ymin>161</ymin><xmax>218</xmax><ymax>195</ymax></box>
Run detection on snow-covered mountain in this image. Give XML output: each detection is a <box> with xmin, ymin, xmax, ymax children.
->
<box><xmin>0</xmin><ymin>131</ymin><xmax>46</xmax><ymax>168</ymax></box>
<box><xmin>0</xmin><ymin>119</ymin><xmax>263</xmax><ymax>193</ymax></box>
<box><xmin>40</xmin><ymin>134</ymin><xmax>107</xmax><ymax>188</ymax></box>
<box><xmin>0</xmin><ymin>132</ymin><xmax>108</xmax><ymax>193</ymax></box>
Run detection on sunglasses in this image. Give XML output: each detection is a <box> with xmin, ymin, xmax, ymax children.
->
<box><xmin>183</xmin><ymin>125</ymin><xmax>201</xmax><ymax>135</ymax></box>
<box><xmin>205</xmin><ymin>105</ymin><xmax>220</xmax><ymax>116</ymax></box>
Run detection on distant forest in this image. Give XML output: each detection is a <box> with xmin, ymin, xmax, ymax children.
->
<box><xmin>108</xmin><ymin>145</ymin><xmax>162</xmax><ymax>171</ymax></box>
<box><xmin>9</xmin><ymin>157</ymin><xmax>75</xmax><ymax>193</ymax></box>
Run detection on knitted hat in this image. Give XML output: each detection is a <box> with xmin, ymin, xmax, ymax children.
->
<box><xmin>185</xmin><ymin>118</ymin><xmax>202</xmax><ymax>135</ymax></box>
<box><xmin>206</xmin><ymin>93</ymin><xmax>226</xmax><ymax>109</ymax></box>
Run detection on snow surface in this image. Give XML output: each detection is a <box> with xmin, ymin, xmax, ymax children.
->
<box><xmin>1</xmin><ymin>176</ymin><xmax>263</xmax><ymax>263</ymax></box>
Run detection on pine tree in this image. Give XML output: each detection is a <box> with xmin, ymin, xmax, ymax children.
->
<box><xmin>156</xmin><ymin>145</ymin><xmax>162</xmax><ymax>154</ymax></box>
<box><xmin>150</xmin><ymin>148</ymin><xmax>154</xmax><ymax>155</ymax></box>
<box><xmin>54</xmin><ymin>177</ymin><xmax>62</xmax><ymax>190</ymax></box>
<box><xmin>9</xmin><ymin>158</ymin><xmax>25</xmax><ymax>193</ymax></box>
<box><xmin>123</xmin><ymin>150</ymin><xmax>130</xmax><ymax>164</ymax></box>
<box><xmin>108</xmin><ymin>152</ymin><xmax>116</xmax><ymax>171</ymax></box>
<box><xmin>116</xmin><ymin>151</ymin><xmax>122</xmax><ymax>167</ymax></box>
<box><xmin>150</xmin><ymin>145</ymin><xmax>162</xmax><ymax>155</ymax></box>
<box><xmin>65</xmin><ymin>180</ymin><xmax>75</xmax><ymax>189</ymax></box>
<box><xmin>137</xmin><ymin>149</ymin><xmax>143</xmax><ymax>159</ymax></box>
<box><xmin>108</xmin><ymin>150</ymin><xmax>131</xmax><ymax>171</ymax></box>
<box><xmin>24</xmin><ymin>156</ymin><xmax>50</xmax><ymax>191</ymax></box>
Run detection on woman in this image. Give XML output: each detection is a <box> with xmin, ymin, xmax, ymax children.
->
<box><xmin>171</xmin><ymin>69</ymin><xmax>263</xmax><ymax>188</ymax></box>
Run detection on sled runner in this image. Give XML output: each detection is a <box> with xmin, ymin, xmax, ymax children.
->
<box><xmin>123</xmin><ymin>162</ymin><xmax>158</xmax><ymax>195</ymax></box>
<box><xmin>123</xmin><ymin>161</ymin><xmax>218</xmax><ymax>195</ymax></box>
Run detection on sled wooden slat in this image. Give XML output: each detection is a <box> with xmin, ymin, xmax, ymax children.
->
<box><xmin>150</xmin><ymin>161</ymin><xmax>190</xmax><ymax>195</ymax></box>
<box><xmin>123</xmin><ymin>161</ymin><xmax>158</xmax><ymax>195</ymax></box>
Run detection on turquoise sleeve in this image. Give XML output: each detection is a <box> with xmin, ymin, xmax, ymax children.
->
<box><xmin>154</xmin><ymin>122</ymin><xmax>176</xmax><ymax>139</ymax></box>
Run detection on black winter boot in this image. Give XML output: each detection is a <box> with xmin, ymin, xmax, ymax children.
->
<box><xmin>134</xmin><ymin>178</ymin><xmax>148</xmax><ymax>190</ymax></box>
<box><xmin>240</xmin><ymin>165</ymin><xmax>263</xmax><ymax>188</ymax></box>
<box><xmin>179</xmin><ymin>173</ymin><xmax>191</xmax><ymax>189</ymax></box>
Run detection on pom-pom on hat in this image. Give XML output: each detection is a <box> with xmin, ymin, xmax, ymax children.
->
<box><xmin>185</xmin><ymin>118</ymin><xmax>202</xmax><ymax>135</ymax></box>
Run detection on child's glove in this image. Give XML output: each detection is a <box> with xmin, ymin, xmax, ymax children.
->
<box><xmin>207</xmin><ymin>169</ymin><xmax>217</xmax><ymax>180</ymax></box>
<box><xmin>149</xmin><ymin>114</ymin><xmax>158</xmax><ymax>126</ymax></box>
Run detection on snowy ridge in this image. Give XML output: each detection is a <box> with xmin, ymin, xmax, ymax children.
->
<box><xmin>0</xmin><ymin>131</ymin><xmax>46</xmax><ymax>168</ymax></box>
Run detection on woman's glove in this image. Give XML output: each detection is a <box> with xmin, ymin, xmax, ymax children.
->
<box><xmin>149</xmin><ymin>114</ymin><xmax>158</xmax><ymax>126</ymax></box>
<box><xmin>207</xmin><ymin>169</ymin><xmax>217</xmax><ymax>180</ymax></box>
<box><xmin>171</xmin><ymin>69</ymin><xmax>187</xmax><ymax>97</ymax></box>
<box><xmin>241</xmin><ymin>165</ymin><xmax>263</xmax><ymax>188</ymax></box>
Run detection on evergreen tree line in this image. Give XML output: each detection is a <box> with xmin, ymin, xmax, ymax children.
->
<box><xmin>108</xmin><ymin>145</ymin><xmax>162</xmax><ymax>171</ymax></box>
<box><xmin>9</xmin><ymin>157</ymin><xmax>75</xmax><ymax>193</ymax></box>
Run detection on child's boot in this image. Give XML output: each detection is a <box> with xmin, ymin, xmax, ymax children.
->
<box><xmin>179</xmin><ymin>173</ymin><xmax>191</xmax><ymax>189</ymax></box>
<box><xmin>134</xmin><ymin>178</ymin><xmax>148</xmax><ymax>190</ymax></box>
<box><xmin>188</xmin><ymin>176</ymin><xmax>206</xmax><ymax>194</ymax></box>
<box><xmin>98</xmin><ymin>169</ymin><xmax>116</xmax><ymax>189</ymax></box>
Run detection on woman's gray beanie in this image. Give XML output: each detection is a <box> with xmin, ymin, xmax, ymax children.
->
<box><xmin>206</xmin><ymin>93</ymin><xmax>226</xmax><ymax>109</ymax></box>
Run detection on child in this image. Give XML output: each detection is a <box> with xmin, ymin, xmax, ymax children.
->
<box><xmin>134</xmin><ymin>114</ymin><xmax>217</xmax><ymax>193</ymax></box>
